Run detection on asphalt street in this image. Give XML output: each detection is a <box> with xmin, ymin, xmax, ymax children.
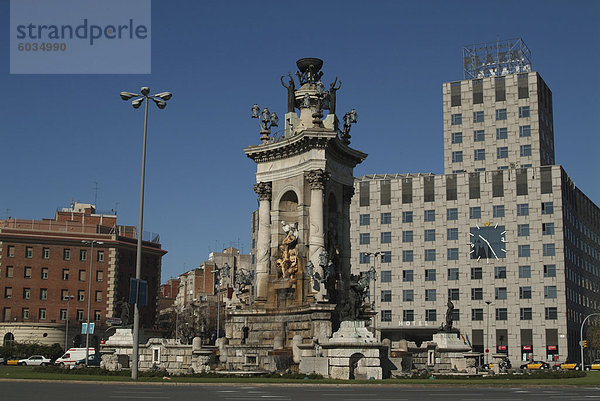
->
<box><xmin>1</xmin><ymin>381</ymin><xmax>600</xmax><ymax>401</ymax></box>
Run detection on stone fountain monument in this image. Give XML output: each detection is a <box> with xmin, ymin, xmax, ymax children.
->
<box><xmin>221</xmin><ymin>59</ymin><xmax>380</xmax><ymax>377</ymax></box>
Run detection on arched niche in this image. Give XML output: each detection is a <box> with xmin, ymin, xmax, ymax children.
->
<box><xmin>279</xmin><ymin>190</ymin><xmax>299</xmax><ymax>212</ymax></box>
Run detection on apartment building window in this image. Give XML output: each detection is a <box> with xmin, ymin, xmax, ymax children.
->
<box><xmin>472</xmin><ymin>79</ymin><xmax>483</xmax><ymax>104</ymax></box>
<box><xmin>359</xmin><ymin>214</ymin><xmax>370</xmax><ymax>226</ymax></box>
<box><xmin>61</xmin><ymin>289</ymin><xmax>68</xmax><ymax>300</ymax></box>
<box><xmin>496</xmin><ymin>108</ymin><xmax>507</xmax><ymax>120</ymax></box>
<box><xmin>424</xmin><ymin>176</ymin><xmax>435</xmax><ymax>202</ymax></box>
<box><xmin>447</xmin><ymin>228</ymin><xmax>458</xmax><ymax>241</ymax></box>
<box><xmin>452</xmin><ymin>309</ymin><xmax>460</xmax><ymax>321</ymax></box>
<box><xmin>95</xmin><ymin>291</ymin><xmax>102</xmax><ymax>303</ymax></box>
<box><xmin>447</xmin><ymin>248</ymin><xmax>459</xmax><ymax>260</ymax></box>
<box><xmin>381</xmin><ymin>290</ymin><xmax>392</xmax><ymax>302</ymax></box>
<box><xmin>495</xmin><ymin>76</ymin><xmax>506</xmax><ymax>101</ymax></box>
<box><xmin>496</xmin><ymin>127</ymin><xmax>508</xmax><ymax>139</ymax></box>
<box><xmin>474</xmin><ymin>149</ymin><xmax>486</xmax><ymax>161</ymax></box>
<box><xmin>23</xmin><ymin>288</ymin><xmax>31</xmax><ymax>300</ymax></box>
<box><xmin>26</xmin><ymin>247</ymin><xmax>33</xmax><ymax>258</ymax></box>
<box><xmin>451</xmin><ymin>113</ymin><xmax>462</xmax><ymax>125</ymax></box>
<box><xmin>63</xmin><ymin>248</ymin><xmax>71</xmax><ymax>260</ymax></box>
<box><xmin>517</xmin><ymin>224</ymin><xmax>530</xmax><ymax>237</ymax></box>
<box><xmin>97</xmin><ymin>251</ymin><xmax>104</xmax><ymax>262</ymax></box>
<box><xmin>78</xmin><ymin>290</ymin><xmax>85</xmax><ymax>302</ymax></box>
<box><xmin>469</xmin><ymin>173</ymin><xmax>480</xmax><ymax>199</ymax></box>
<box><xmin>381</xmin><ymin>232</ymin><xmax>392</xmax><ymax>244</ymax></box>
<box><xmin>471</xmin><ymin>267</ymin><xmax>482</xmax><ymax>280</ymax></box>
<box><xmin>22</xmin><ymin>308</ymin><xmax>30</xmax><ymax>320</ymax></box>
<box><xmin>5</xmin><ymin>287</ymin><xmax>13</xmax><ymax>299</ymax></box>
<box><xmin>474</xmin><ymin>130</ymin><xmax>485</xmax><ymax>142</ymax></box>
<box><xmin>517</xmin><ymin>203</ymin><xmax>529</xmax><ymax>216</ymax></box>
<box><xmin>493</xmin><ymin>205</ymin><xmax>505</xmax><ymax>218</ymax></box>
<box><xmin>359</xmin><ymin>181</ymin><xmax>370</xmax><ymax>206</ymax></box>
<box><xmin>517</xmin><ymin>73</ymin><xmax>529</xmax><ymax>98</ymax></box>
<box><xmin>403</xmin><ymin>310</ymin><xmax>414</xmax><ymax>321</ymax></box>
<box><xmin>402</xmin><ymin>290</ymin><xmax>414</xmax><ymax>302</ymax></box>
<box><xmin>473</xmin><ymin>111</ymin><xmax>484</xmax><ymax>123</ymax></box>
<box><xmin>402</xmin><ymin>250</ymin><xmax>413</xmax><ymax>262</ymax></box>
<box><xmin>402</xmin><ymin>178</ymin><xmax>412</xmax><ymax>204</ymax></box>
<box><xmin>381</xmin><ymin>251</ymin><xmax>392</xmax><ymax>263</ymax></box>
<box><xmin>62</xmin><ymin>269</ymin><xmax>69</xmax><ymax>280</ymax></box>
<box><xmin>520</xmin><ymin>308</ymin><xmax>532</xmax><ymax>320</ymax></box>
<box><xmin>541</xmin><ymin>202</ymin><xmax>554</xmax><ymax>215</ymax></box>
<box><xmin>451</xmin><ymin>82</ymin><xmax>461</xmax><ymax>106</ymax></box>
<box><xmin>497</xmin><ymin>147</ymin><xmax>508</xmax><ymax>159</ymax></box>
<box><xmin>79</xmin><ymin>270</ymin><xmax>86</xmax><ymax>281</ymax></box>
<box><xmin>402</xmin><ymin>211</ymin><xmax>413</xmax><ymax>223</ymax></box>
<box><xmin>543</xmin><ymin>243</ymin><xmax>555</xmax><ymax>256</ymax></box>
<box><xmin>520</xmin><ymin>144</ymin><xmax>532</xmax><ymax>157</ymax></box>
<box><xmin>425</xmin><ymin>310</ymin><xmax>437</xmax><ymax>321</ymax></box>
<box><xmin>446</xmin><ymin>208</ymin><xmax>458</xmax><ymax>221</ymax></box>
<box><xmin>495</xmin><ymin>266</ymin><xmax>506</xmax><ymax>279</ymax></box>
<box><xmin>519</xmin><ymin>106</ymin><xmax>530</xmax><ymax>118</ymax></box>
<box><xmin>495</xmin><ymin>287</ymin><xmax>507</xmax><ymax>300</ymax></box>
<box><xmin>41</xmin><ymin>268</ymin><xmax>48</xmax><ymax>280</ymax></box>
<box><xmin>471</xmin><ymin>288</ymin><xmax>483</xmax><ymax>300</ymax></box>
<box><xmin>359</xmin><ymin>233</ymin><xmax>370</xmax><ymax>245</ymax></box>
<box><xmin>38</xmin><ymin>309</ymin><xmax>46</xmax><ymax>320</ymax></box>
<box><xmin>40</xmin><ymin>288</ymin><xmax>47</xmax><ymax>300</ymax></box>
<box><xmin>80</xmin><ymin>249</ymin><xmax>87</xmax><ymax>261</ymax></box>
<box><xmin>519</xmin><ymin>125</ymin><xmax>531</xmax><ymax>137</ymax></box>
<box><xmin>5</xmin><ymin>266</ymin><xmax>14</xmax><ymax>278</ymax></box>
<box><xmin>452</xmin><ymin>151</ymin><xmax>463</xmax><ymax>163</ymax></box>
<box><xmin>518</xmin><ymin>245</ymin><xmax>531</xmax><ymax>257</ymax></box>
<box><xmin>381</xmin><ymin>271</ymin><xmax>392</xmax><ymax>282</ymax></box>
<box><xmin>542</xmin><ymin>223</ymin><xmax>555</xmax><ymax>235</ymax></box>
<box><xmin>492</xmin><ymin>171</ymin><xmax>504</xmax><ymax>197</ymax></box>
<box><xmin>381</xmin><ymin>212</ymin><xmax>392</xmax><ymax>224</ymax></box>
<box><xmin>60</xmin><ymin>309</ymin><xmax>67</xmax><ymax>320</ymax></box>
<box><xmin>519</xmin><ymin>286</ymin><xmax>532</xmax><ymax>299</ymax></box>
<box><xmin>76</xmin><ymin>310</ymin><xmax>84</xmax><ymax>321</ymax></box>
<box><xmin>452</xmin><ymin>132</ymin><xmax>462</xmax><ymax>144</ymax></box>
<box><xmin>402</xmin><ymin>270</ymin><xmax>413</xmax><ymax>282</ymax></box>
<box><xmin>424</xmin><ymin>209</ymin><xmax>435</xmax><ymax>222</ymax></box>
<box><xmin>425</xmin><ymin>269</ymin><xmax>436</xmax><ymax>281</ymax></box>
<box><xmin>448</xmin><ymin>268</ymin><xmax>459</xmax><ymax>281</ymax></box>
<box><xmin>544</xmin><ymin>264</ymin><xmax>556</xmax><ymax>278</ymax></box>
<box><xmin>424</xmin><ymin>249</ymin><xmax>436</xmax><ymax>261</ymax></box>
<box><xmin>446</xmin><ymin>174</ymin><xmax>457</xmax><ymax>200</ymax></box>
<box><xmin>469</xmin><ymin>206</ymin><xmax>481</xmax><ymax>219</ymax></box>
<box><xmin>424</xmin><ymin>229</ymin><xmax>436</xmax><ymax>241</ymax></box>
<box><xmin>496</xmin><ymin>308</ymin><xmax>508</xmax><ymax>320</ymax></box>
<box><xmin>472</xmin><ymin>309</ymin><xmax>484</xmax><ymax>321</ymax></box>
<box><xmin>544</xmin><ymin>286</ymin><xmax>557</xmax><ymax>299</ymax></box>
<box><xmin>541</xmin><ymin>167</ymin><xmax>553</xmax><ymax>194</ymax></box>
<box><xmin>8</xmin><ymin>246</ymin><xmax>15</xmax><ymax>257</ymax></box>
<box><xmin>94</xmin><ymin>310</ymin><xmax>102</xmax><ymax>321</ymax></box>
<box><xmin>519</xmin><ymin>265</ymin><xmax>531</xmax><ymax>278</ymax></box>
<box><xmin>381</xmin><ymin>310</ymin><xmax>392</xmax><ymax>322</ymax></box>
<box><xmin>545</xmin><ymin>307</ymin><xmax>558</xmax><ymax>320</ymax></box>
<box><xmin>425</xmin><ymin>289</ymin><xmax>436</xmax><ymax>301</ymax></box>
<box><xmin>359</xmin><ymin>252</ymin><xmax>370</xmax><ymax>264</ymax></box>
<box><xmin>380</xmin><ymin>180</ymin><xmax>391</xmax><ymax>205</ymax></box>
<box><xmin>42</xmin><ymin>248</ymin><xmax>50</xmax><ymax>259</ymax></box>
<box><xmin>402</xmin><ymin>230</ymin><xmax>413</xmax><ymax>243</ymax></box>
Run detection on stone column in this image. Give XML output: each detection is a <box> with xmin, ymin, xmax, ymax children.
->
<box><xmin>253</xmin><ymin>182</ymin><xmax>272</xmax><ymax>300</ymax></box>
<box><xmin>307</xmin><ymin>169</ymin><xmax>329</xmax><ymax>302</ymax></box>
<box><xmin>341</xmin><ymin>185</ymin><xmax>355</xmax><ymax>283</ymax></box>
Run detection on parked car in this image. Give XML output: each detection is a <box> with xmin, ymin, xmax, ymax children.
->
<box><xmin>554</xmin><ymin>361</ymin><xmax>580</xmax><ymax>370</ymax></box>
<box><xmin>54</xmin><ymin>348</ymin><xmax>96</xmax><ymax>367</ymax></box>
<box><xmin>6</xmin><ymin>357</ymin><xmax>22</xmax><ymax>366</ymax></box>
<box><xmin>584</xmin><ymin>359</ymin><xmax>600</xmax><ymax>370</ymax></box>
<box><xmin>18</xmin><ymin>355</ymin><xmax>52</xmax><ymax>366</ymax></box>
<box><xmin>75</xmin><ymin>353</ymin><xmax>102</xmax><ymax>367</ymax></box>
<box><xmin>520</xmin><ymin>360</ymin><xmax>550</xmax><ymax>370</ymax></box>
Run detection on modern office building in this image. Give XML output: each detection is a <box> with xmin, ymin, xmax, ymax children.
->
<box><xmin>349</xmin><ymin>39</ymin><xmax>600</xmax><ymax>364</ymax></box>
<box><xmin>0</xmin><ymin>202</ymin><xmax>166</xmax><ymax>348</ymax></box>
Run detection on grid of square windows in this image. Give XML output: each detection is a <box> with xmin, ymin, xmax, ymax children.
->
<box><xmin>496</xmin><ymin>308</ymin><xmax>508</xmax><ymax>320</ymax></box>
<box><xmin>544</xmin><ymin>285</ymin><xmax>557</xmax><ymax>298</ymax></box>
<box><xmin>425</xmin><ymin>269</ymin><xmax>436</xmax><ymax>281</ymax></box>
<box><xmin>448</xmin><ymin>288</ymin><xmax>459</xmax><ymax>300</ymax></box>
<box><xmin>381</xmin><ymin>251</ymin><xmax>392</xmax><ymax>263</ymax></box>
<box><xmin>518</xmin><ymin>245</ymin><xmax>531</xmax><ymax>257</ymax></box>
<box><xmin>402</xmin><ymin>270</ymin><xmax>413</xmax><ymax>282</ymax></box>
<box><xmin>519</xmin><ymin>265</ymin><xmax>531</xmax><ymax>278</ymax></box>
<box><xmin>469</xmin><ymin>206</ymin><xmax>481</xmax><ymax>219</ymax></box>
<box><xmin>493</xmin><ymin>205</ymin><xmax>505</xmax><ymax>218</ymax></box>
<box><xmin>495</xmin><ymin>266</ymin><xmax>506</xmax><ymax>279</ymax></box>
<box><xmin>471</xmin><ymin>267</ymin><xmax>482</xmax><ymax>280</ymax></box>
<box><xmin>474</xmin><ymin>130</ymin><xmax>485</xmax><ymax>142</ymax></box>
<box><xmin>496</xmin><ymin>127</ymin><xmax>508</xmax><ymax>139</ymax></box>
<box><xmin>381</xmin><ymin>310</ymin><xmax>392</xmax><ymax>322</ymax></box>
<box><xmin>474</xmin><ymin>149</ymin><xmax>485</xmax><ymax>160</ymax></box>
<box><xmin>517</xmin><ymin>203</ymin><xmax>529</xmax><ymax>216</ymax></box>
<box><xmin>517</xmin><ymin>224</ymin><xmax>530</xmax><ymax>237</ymax></box>
<box><xmin>447</xmin><ymin>248</ymin><xmax>459</xmax><ymax>260</ymax></box>
<box><xmin>520</xmin><ymin>307</ymin><xmax>532</xmax><ymax>320</ymax></box>
<box><xmin>472</xmin><ymin>308</ymin><xmax>484</xmax><ymax>321</ymax></box>
<box><xmin>519</xmin><ymin>106</ymin><xmax>530</xmax><ymax>118</ymax></box>
<box><xmin>402</xmin><ymin>250</ymin><xmax>413</xmax><ymax>262</ymax></box>
<box><xmin>381</xmin><ymin>212</ymin><xmax>392</xmax><ymax>224</ymax></box>
<box><xmin>402</xmin><ymin>211</ymin><xmax>413</xmax><ymax>223</ymax></box>
<box><xmin>402</xmin><ymin>230</ymin><xmax>413</xmax><ymax>242</ymax></box>
<box><xmin>402</xmin><ymin>290</ymin><xmax>414</xmax><ymax>302</ymax></box>
<box><xmin>451</xmin><ymin>113</ymin><xmax>462</xmax><ymax>125</ymax></box>
<box><xmin>359</xmin><ymin>233</ymin><xmax>370</xmax><ymax>244</ymax></box>
<box><xmin>544</xmin><ymin>264</ymin><xmax>556</xmax><ymax>278</ymax></box>
<box><xmin>424</xmin><ymin>249</ymin><xmax>436</xmax><ymax>261</ymax></box>
<box><xmin>495</xmin><ymin>108</ymin><xmax>507</xmax><ymax>120</ymax></box>
<box><xmin>425</xmin><ymin>309</ymin><xmax>437</xmax><ymax>321</ymax></box>
<box><xmin>495</xmin><ymin>287</ymin><xmax>507</xmax><ymax>299</ymax></box>
<box><xmin>424</xmin><ymin>229</ymin><xmax>436</xmax><ymax>241</ymax></box>
<box><xmin>520</xmin><ymin>144</ymin><xmax>532</xmax><ymax>157</ymax></box>
<box><xmin>519</xmin><ymin>125</ymin><xmax>531</xmax><ymax>137</ymax></box>
<box><xmin>359</xmin><ymin>214</ymin><xmax>370</xmax><ymax>225</ymax></box>
<box><xmin>447</xmin><ymin>208</ymin><xmax>458</xmax><ymax>220</ymax></box>
<box><xmin>452</xmin><ymin>132</ymin><xmax>462</xmax><ymax>144</ymax></box>
<box><xmin>425</xmin><ymin>289</ymin><xmax>436</xmax><ymax>301</ymax></box>
<box><xmin>473</xmin><ymin>111</ymin><xmax>484</xmax><ymax>123</ymax></box>
<box><xmin>381</xmin><ymin>270</ymin><xmax>392</xmax><ymax>282</ymax></box>
<box><xmin>542</xmin><ymin>222</ymin><xmax>555</xmax><ymax>235</ymax></box>
<box><xmin>381</xmin><ymin>232</ymin><xmax>392</xmax><ymax>243</ymax></box>
<box><xmin>471</xmin><ymin>288</ymin><xmax>483</xmax><ymax>300</ymax></box>
<box><xmin>448</xmin><ymin>268</ymin><xmax>459</xmax><ymax>280</ymax></box>
<box><xmin>424</xmin><ymin>210</ymin><xmax>435</xmax><ymax>222</ymax></box>
<box><xmin>452</xmin><ymin>151</ymin><xmax>463</xmax><ymax>163</ymax></box>
<box><xmin>542</xmin><ymin>202</ymin><xmax>554</xmax><ymax>214</ymax></box>
<box><xmin>545</xmin><ymin>307</ymin><xmax>557</xmax><ymax>320</ymax></box>
<box><xmin>543</xmin><ymin>243</ymin><xmax>555</xmax><ymax>256</ymax></box>
<box><xmin>447</xmin><ymin>228</ymin><xmax>458</xmax><ymax>241</ymax></box>
<box><xmin>381</xmin><ymin>290</ymin><xmax>392</xmax><ymax>302</ymax></box>
<box><xmin>497</xmin><ymin>147</ymin><xmax>508</xmax><ymax>159</ymax></box>
<box><xmin>519</xmin><ymin>286</ymin><xmax>532</xmax><ymax>299</ymax></box>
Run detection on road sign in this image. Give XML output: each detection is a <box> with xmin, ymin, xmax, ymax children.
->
<box><xmin>81</xmin><ymin>322</ymin><xmax>95</xmax><ymax>334</ymax></box>
<box><xmin>129</xmin><ymin>278</ymin><xmax>148</xmax><ymax>306</ymax></box>
<box><xmin>106</xmin><ymin>317</ymin><xmax>122</xmax><ymax>326</ymax></box>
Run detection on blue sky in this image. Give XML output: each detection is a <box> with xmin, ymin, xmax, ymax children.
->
<box><xmin>1</xmin><ymin>0</ymin><xmax>599</xmax><ymax>282</ymax></box>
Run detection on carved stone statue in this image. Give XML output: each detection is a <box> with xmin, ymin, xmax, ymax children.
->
<box><xmin>329</xmin><ymin>78</ymin><xmax>341</xmax><ymax>115</ymax></box>
<box><xmin>302</xmin><ymin>93</ymin><xmax>311</xmax><ymax>109</ymax></box>
<box><xmin>280</xmin><ymin>74</ymin><xmax>296</xmax><ymax>113</ymax></box>
<box><xmin>275</xmin><ymin>221</ymin><xmax>300</xmax><ymax>288</ymax></box>
<box><xmin>443</xmin><ymin>300</ymin><xmax>455</xmax><ymax>332</ymax></box>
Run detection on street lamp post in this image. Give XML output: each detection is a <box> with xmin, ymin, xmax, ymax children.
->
<box><xmin>485</xmin><ymin>300</ymin><xmax>492</xmax><ymax>365</ymax></box>
<box><xmin>82</xmin><ymin>240</ymin><xmax>103</xmax><ymax>366</ymax></box>
<box><xmin>63</xmin><ymin>294</ymin><xmax>74</xmax><ymax>351</ymax></box>
<box><xmin>120</xmin><ymin>87</ymin><xmax>172</xmax><ymax>380</ymax></box>
<box><xmin>580</xmin><ymin>313</ymin><xmax>600</xmax><ymax>367</ymax></box>
<box><xmin>364</xmin><ymin>251</ymin><xmax>381</xmax><ymax>338</ymax></box>
<box><xmin>212</xmin><ymin>263</ymin><xmax>230</xmax><ymax>344</ymax></box>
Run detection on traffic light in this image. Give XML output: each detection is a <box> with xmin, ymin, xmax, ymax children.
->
<box><xmin>584</xmin><ymin>340</ymin><xmax>589</xmax><ymax>348</ymax></box>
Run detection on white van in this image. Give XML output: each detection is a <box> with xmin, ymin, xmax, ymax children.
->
<box><xmin>55</xmin><ymin>348</ymin><xmax>96</xmax><ymax>367</ymax></box>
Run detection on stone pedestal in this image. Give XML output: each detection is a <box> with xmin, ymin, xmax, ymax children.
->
<box><xmin>429</xmin><ymin>331</ymin><xmax>472</xmax><ymax>371</ymax></box>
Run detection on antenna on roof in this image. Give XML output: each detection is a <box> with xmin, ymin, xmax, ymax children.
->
<box><xmin>92</xmin><ymin>181</ymin><xmax>100</xmax><ymax>207</ymax></box>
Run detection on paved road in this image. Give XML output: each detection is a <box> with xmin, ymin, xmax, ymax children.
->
<box><xmin>1</xmin><ymin>381</ymin><xmax>600</xmax><ymax>401</ymax></box>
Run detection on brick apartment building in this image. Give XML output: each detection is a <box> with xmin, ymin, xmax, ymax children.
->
<box><xmin>0</xmin><ymin>202</ymin><xmax>167</xmax><ymax>349</ymax></box>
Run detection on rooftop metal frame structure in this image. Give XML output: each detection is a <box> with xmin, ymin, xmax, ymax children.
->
<box><xmin>463</xmin><ymin>38</ymin><xmax>532</xmax><ymax>79</ymax></box>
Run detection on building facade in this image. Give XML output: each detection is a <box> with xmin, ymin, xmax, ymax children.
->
<box><xmin>0</xmin><ymin>203</ymin><xmax>166</xmax><ymax>348</ymax></box>
<box><xmin>349</xmin><ymin>39</ymin><xmax>599</xmax><ymax>364</ymax></box>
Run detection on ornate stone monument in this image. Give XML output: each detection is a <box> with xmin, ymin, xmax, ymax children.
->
<box><xmin>222</xmin><ymin>58</ymin><xmax>368</xmax><ymax>372</ymax></box>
